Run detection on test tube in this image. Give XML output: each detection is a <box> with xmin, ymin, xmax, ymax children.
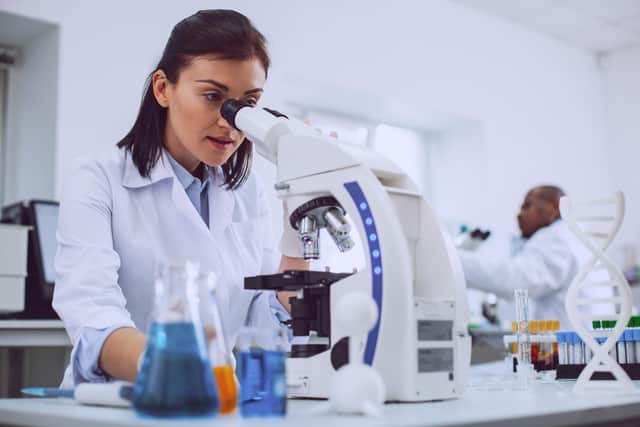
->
<box><xmin>566</xmin><ymin>333</ymin><xmax>575</xmax><ymax>364</ymax></box>
<box><xmin>557</xmin><ymin>332</ymin><xmax>567</xmax><ymax>365</ymax></box>
<box><xmin>592</xmin><ymin>320</ymin><xmax>602</xmax><ymax>331</ymax></box>
<box><xmin>574</xmin><ymin>333</ymin><xmax>584</xmax><ymax>365</ymax></box>
<box><xmin>514</xmin><ymin>290</ymin><xmax>531</xmax><ymax>365</ymax></box>
<box><xmin>552</xmin><ymin>320</ymin><xmax>560</xmax><ymax>368</ymax></box>
<box><xmin>530</xmin><ymin>320</ymin><xmax>539</xmax><ymax>370</ymax></box>
<box><xmin>634</xmin><ymin>330</ymin><xmax>640</xmax><ymax>364</ymax></box>
<box><xmin>624</xmin><ymin>330</ymin><xmax>635</xmax><ymax>365</ymax></box>
<box><xmin>617</xmin><ymin>332</ymin><xmax>627</xmax><ymax>364</ymax></box>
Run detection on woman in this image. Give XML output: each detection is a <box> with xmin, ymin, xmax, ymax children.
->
<box><xmin>54</xmin><ymin>9</ymin><xmax>304</xmax><ymax>387</ymax></box>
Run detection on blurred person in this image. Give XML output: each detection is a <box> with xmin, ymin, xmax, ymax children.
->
<box><xmin>459</xmin><ymin>185</ymin><xmax>586</xmax><ymax>328</ymax></box>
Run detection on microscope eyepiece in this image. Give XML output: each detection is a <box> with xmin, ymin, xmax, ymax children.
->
<box><xmin>221</xmin><ymin>100</ymin><xmax>290</xmax><ymax>132</ymax></box>
<box><xmin>220</xmin><ymin>99</ymin><xmax>251</xmax><ymax>130</ymax></box>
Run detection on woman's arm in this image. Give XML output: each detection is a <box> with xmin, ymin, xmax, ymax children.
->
<box><xmin>99</xmin><ymin>327</ymin><xmax>147</xmax><ymax>382</ymax></box>
<box><xmin>276</xmin><ymin>255</ymin><xmax>309</xmax><ymax>313</ymax></box>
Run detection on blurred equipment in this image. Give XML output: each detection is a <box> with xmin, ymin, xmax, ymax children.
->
<box><xmin>481</xmin><ymin>293</ymin><xmax>499</xmax><ymax>325</ymax></box>
<box><xmin>1</xmin><ymin>200</ymin><xmax>59</xmax><ymax>318</ymax></box>
<box><xmin>0</xmin><ymin>223</ymin><xmax>29</xmax><ymax>313</ymax></box>
<box><xmin>514</xmin><ymin>289</ymin><xmax>535</xmax><ymax>389</ymax></box>
<box><xmin>223</xmin><ymin>99</ymin><xmax>470</xmax><ymax>402</ymax></box>
<box><xmin>22</xmin><ymin>381</ymin><xmax>133</xmax><ymax>407</ymax></box>
<box><xmin>454</xmin><ymin>225</ymin><xmax>491</xmax><ymax>251</ymax></box>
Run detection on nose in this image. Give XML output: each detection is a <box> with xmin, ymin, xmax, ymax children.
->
<box><xmin>216</xmin><ymin>112</ymin><xmax>233</xmax><ymax>130</ymax></box>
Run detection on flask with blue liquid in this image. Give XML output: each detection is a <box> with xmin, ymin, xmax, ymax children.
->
<box><xmin>237</xmin><ymin>327</ymin><xmax>287</xmax><ymax>417</ymax></box>
<box><xmin>133</xmin><ymin>262</ymin><xmax>219</xmax><ymax>417</ymax></box>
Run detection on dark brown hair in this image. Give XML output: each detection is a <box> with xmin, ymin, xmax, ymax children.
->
<box><xmin>117</xmin><ymin>9</ymin><xmax>270</xmax><ymax>189</ymax></box>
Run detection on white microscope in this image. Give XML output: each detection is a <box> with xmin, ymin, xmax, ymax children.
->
<box><xmin>221</xmin><ymin>100</ymin><xmax>471</xmax><ymax>402</ymax></box>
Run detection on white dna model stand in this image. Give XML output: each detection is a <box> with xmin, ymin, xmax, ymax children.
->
<box><xmin>561</xmin><ymin>191</ymin><xmax>635</xmax><ymax>394</ymax></box>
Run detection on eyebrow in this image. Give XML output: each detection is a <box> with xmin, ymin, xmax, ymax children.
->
<box><xmin>194</xmin><ymin>79</ymin><xmax>263</xmax><ymax>95</ymax></box>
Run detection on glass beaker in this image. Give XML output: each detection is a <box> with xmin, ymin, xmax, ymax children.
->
<box><xmin>237</xmin><ymin>327</ymin><xmax>287</xmax><ymax>417</ymax></box>
<box><xmin>133</xmin><ymin>261</ymin><xmax>219</xmax><ymax>417</ymax></box>
<box><xmin>196</xmin><ymin>271</ymin><xmax>237</xmax><ymax>415</ymax></box>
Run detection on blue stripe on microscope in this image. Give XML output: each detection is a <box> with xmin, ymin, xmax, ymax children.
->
<box><xmin>343</xmin><ymin>181</ymin><xmax>382</xmax><ymax>366</ymax></box>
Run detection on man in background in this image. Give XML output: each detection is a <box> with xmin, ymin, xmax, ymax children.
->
<box><xmin>459</xmin><ymin>185</ymin><xmax>586</xmax><ymax>328</ymax></box>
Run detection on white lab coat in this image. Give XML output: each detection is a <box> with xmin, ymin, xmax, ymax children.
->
<box><xmin>459</xmin><ymin>220</ymin><xmax>592</xmax><ymax>328</ymax></box>
<box><xmin>54</xmin><ymin>148</ymin><xmax>281</xmax><ymax>387</ymax></box>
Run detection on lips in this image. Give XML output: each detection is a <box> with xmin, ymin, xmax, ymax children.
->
<box><xmin>207</xmin><ymin>136</ymin><xmax>233</xmax><ymax>145</ymax></box>
<box><xmin>207</xmin><ymin>136</ymin><xmax>234</xmax><ymax>150</ymax></box>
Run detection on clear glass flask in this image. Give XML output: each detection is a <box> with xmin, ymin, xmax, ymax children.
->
<box><xmin>196</xmin><ymin>271</ymin><xmax>237</xmax><ymax>415</ymax></box>
<box><xmin>133</xmin><ymin>262</ymin><xmax>219</xmax><ymax>417</ymax></box>
<box><xmin>237</xmin><ymin>327</ymin><xmax>287</xmax><ymax>417</ymax></box>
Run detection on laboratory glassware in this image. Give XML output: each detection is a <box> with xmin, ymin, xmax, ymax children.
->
<box><xmin>196</xmin><ymin>271</ymin><xmax>237</xmax><ymax>414</ymax></box>
<box><xmin>236</xmin><ymin>327</ymin><xmax>287</xmax><ymax>417</ymax></box>
<box><xmin>133</xmin><ymin>261</ymin><xmax>219</xmax><ymax>417</ymax></box>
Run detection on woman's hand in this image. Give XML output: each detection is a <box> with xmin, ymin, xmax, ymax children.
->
<box><xmin>276</xmin><ymin>255</ymin><xmax>308</xmax><ymax>313</ymax></box>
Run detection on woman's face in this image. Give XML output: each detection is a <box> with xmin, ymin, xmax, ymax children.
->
<box><xmin>153</xmin><ymin>56</ymin><xmax>266</xmax><ymax>172</ymax></box>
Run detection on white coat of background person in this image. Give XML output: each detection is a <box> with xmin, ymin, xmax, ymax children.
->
<box><xmin>458</xmin><ymin>185</ymin><xmax>590</xmax><ymax>328</ymax></box>
<box><xmin>53</xmin><ymin>10</ymin><xmax>304</xmax><ymax>388</ymax></box>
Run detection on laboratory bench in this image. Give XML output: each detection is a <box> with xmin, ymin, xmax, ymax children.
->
<box><xmin>1</xmin><ymin>362</ymin><xmax>640</xmax><ymax>427</ymax></box>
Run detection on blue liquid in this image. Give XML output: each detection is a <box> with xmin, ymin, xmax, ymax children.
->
<box><xmin>238</xmin><ymin>349</ymin><xmax>286</xmax><ymax>417</ymax></box>
<box><xmin>133</xmin><ymin>322</ymin><xmax>219</xmax><ymax>417</ymax></box>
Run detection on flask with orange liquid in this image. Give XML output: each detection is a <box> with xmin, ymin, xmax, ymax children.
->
<box><xmin>197</xmin><ymin>272</ymin><xmax>238</xmax><ymax>414</ymax></box>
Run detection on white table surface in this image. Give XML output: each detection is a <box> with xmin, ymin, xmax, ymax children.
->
<box><xmin>1</xmin><ymin>363</ymin><xmax>640</xmax><ymax>427</ymax></box>
<box><xmin>0</xmin><ymin>320</ymin><xmax>69</xmax><ymax>347</ymax></box>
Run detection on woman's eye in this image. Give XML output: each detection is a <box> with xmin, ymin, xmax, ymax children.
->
<box><xmin>205</xmin><ymin>93</ymin><xmax>222</xmax><ymax>103</ymax></box>
<box><xmin>244</xmin><ymin>98</ymin><xmax>258</xmax><ymax>107</ymax></box>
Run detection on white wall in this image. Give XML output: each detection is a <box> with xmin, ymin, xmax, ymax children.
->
<box><xmin>0</xmin><ymin>0</ymin><xmax>614</xmax><ymax>240</ymax></box>
<box><xmin>3</xmin><ymin>25</ymin><xmax>58</xmax><ymax>204</ymax></box>
<box><xmin>602</xmin><ymin>47</ymin><xmax>640</xmax><ymax>266</ymax></box>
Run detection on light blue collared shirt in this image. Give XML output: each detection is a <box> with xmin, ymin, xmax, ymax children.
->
<box><xmin>166</xmin><ymin>154</ymin><xmax>211</xmax><ymax>228</ymax></box>
<box><xmin>71</xmin><ymin>153</ymin><xmax>290</xmax><ymax>384</ymax></box>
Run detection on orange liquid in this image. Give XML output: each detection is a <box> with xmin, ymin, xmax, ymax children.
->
<box><xmin>213</xmin><ymin>365</ymin><xmax>237</xmax><ymax>414</ymax></box>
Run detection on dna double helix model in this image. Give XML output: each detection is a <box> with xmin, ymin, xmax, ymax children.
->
<box><xmin>560</xmin><ymin>191</ymin><xmax>635</xmax><ymax>393</ymax></box>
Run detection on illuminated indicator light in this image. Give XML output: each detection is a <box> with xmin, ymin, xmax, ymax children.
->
<box><xmin>359</xmin><ymin>202</ymin><xmax>368</xmax><ymax>210</ymax></box>
<box><xmin>372</xmin><ymin>249</ymin><xmax>380</xmax><ymax>258</ymax></box>
<box><xmin>369</xmin><ymin>234</ymin><xmax>377</xmax><ymax>242</ymax></box>
<box><xmin>374</xmin><ymin>266</ymin><xmax>382</xmax><ymax>275</ymax></box>
<box><xmin>365</xmin><ymin>217</ymin><xmax>373</xmax><ymax>226</ymax></box>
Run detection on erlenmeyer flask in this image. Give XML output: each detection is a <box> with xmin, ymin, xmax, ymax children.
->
<box><xmin>133</xmin><ymin>261</ymin><xmax>219</xmax><ymax>417</ymax></box>
<box><xmin>196</xmin><ymin>271</ymin><xmax>237</xmax><ymax>414</ymax></box>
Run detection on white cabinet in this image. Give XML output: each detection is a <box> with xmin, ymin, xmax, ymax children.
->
<box><xmin>0</xmin><ymin>224</ymin><xmax>30</xmax><ymax>313</ymax></box>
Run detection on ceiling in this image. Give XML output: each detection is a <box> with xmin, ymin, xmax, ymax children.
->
<box><xmin>453</xmin><ymin>0</ymin><xmax>640</xmax><ymax>53</ymax></box>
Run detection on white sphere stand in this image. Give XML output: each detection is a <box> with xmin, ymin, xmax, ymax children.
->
<box><xmin>317</xmin><ymin>292</ymin><xmax>386</xmax><ymax>416</ymax></box>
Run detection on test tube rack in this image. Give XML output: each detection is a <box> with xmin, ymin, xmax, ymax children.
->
<box><xmin>556</xmin><ymin>364</ymin><xmax>640</xmax><ymax>380</ymax></box>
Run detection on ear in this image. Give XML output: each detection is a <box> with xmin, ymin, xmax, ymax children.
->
<box><xmin>544</xmin><ymin>200</ymin><xmax>561</xmax><ymax>222</ymax></box>
<box><xmin>152</xmin><ymin>70</ymin><xmax>170</xmax><ymax>108</ymax></box>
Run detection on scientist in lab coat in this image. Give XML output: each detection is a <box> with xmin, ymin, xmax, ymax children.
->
<box><xmin>459</xmin><ymin>185</ymin><xmax>587</xmax><ymax>328</ymax></box>
<box><xmin>53</xmin><ymin>10</ymin><xmax>302</xmax><ymax>387</ymax></box>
